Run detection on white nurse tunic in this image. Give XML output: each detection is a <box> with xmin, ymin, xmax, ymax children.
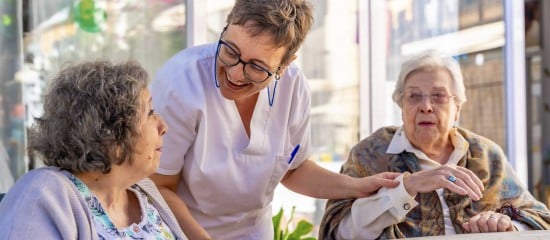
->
<box><xmin>151</xmin><ymin>43</ymin><xmax>311</xmax><ymax>239</ymax></box>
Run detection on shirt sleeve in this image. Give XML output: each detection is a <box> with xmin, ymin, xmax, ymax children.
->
<box><xmin>512</xmin><ymin>221</ymin><xmax>532</xmax><ymax>231</ymax></box>
<box><xmin>337</xmin><ymin>174</ymin><xmax>418</xmax><ymax>239</ymax></box>
<box><xmin>0</xmin><ymin>169</ymin><xmax>91</xmax><ymax>239</ymax></box>
<box><xmin>286</xmin><ymin>66</ymin><xmax>312</xmax><ymax>170</ymax></box>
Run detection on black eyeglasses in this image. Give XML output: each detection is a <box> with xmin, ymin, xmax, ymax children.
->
<box><xmin>215</xmin><ymin>29</ymin><xmax>279</xmax><ymax>83</ymax></box>
<box><xmin>401</xmin><ymin>91</ymin><xmax>456</xmax><ymax>105</ymax></box>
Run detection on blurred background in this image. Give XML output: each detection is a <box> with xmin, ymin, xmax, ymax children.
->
<box><xmin>1</xmin><ymin>0</ymin><xmax>549</xmax><ymax>236</ymax></box>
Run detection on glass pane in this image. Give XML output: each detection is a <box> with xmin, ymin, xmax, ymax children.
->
<box><xmin>19</xmin><ymin>0</ymin><xmax>186</xmax><ymax>170</ymax></box>
<box><xmin>27</xmin><ymin>0</ymin><xmax>186</xmax><ymax>77</ymax></box>
<box><xmin>206</xmin><ymin>1</ymin><xmax>234</xmax><ymax>42</ymax></box>
<box><xmin>524</xmin><ymin>0</ymin><xmax>543</xmax><ymax>197</ymax></box>
<box><xmin>1</xmin><ymin>0</ymin><xmax>24</xmax><ymax>192</ymax></box>
<box><xmin>272</xmin><ymin>0</ymin><xmax>360</xmax><ymax>236</ymax></box>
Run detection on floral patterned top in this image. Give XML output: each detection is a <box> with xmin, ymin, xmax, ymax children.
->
<box><xmin>63</xmin><ymin>172</ymin><xmax>176</xmax><ymax>240</ymax></box>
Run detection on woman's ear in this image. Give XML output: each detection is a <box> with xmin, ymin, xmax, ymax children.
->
<box><xmin>277</xmin><ymin>55</ymin><xmax>298</xmax><ymax>78</ymax></box>
<box><xmin>454</xmin><ymin>104</ymin><xmax>461</xmax><ymax>122</ymax></box>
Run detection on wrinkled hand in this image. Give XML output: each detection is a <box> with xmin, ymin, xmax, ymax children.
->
<box><xmin>402</xmin><ymin>165</ymin><xmax>484</xmax><ymax>200</ymax></box>
<box><xmin>462</xmin><ymin>211</ymin><xmax>515</xmax><ymax>233</ymax></box>
<box><xmin>356</xmin><ymin>172</ymin><xmax>401</xmax><ymax>198</ymax></box>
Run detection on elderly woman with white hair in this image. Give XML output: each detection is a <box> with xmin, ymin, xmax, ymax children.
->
<box><xmin>319</xmin><ymin>51</ymin><xmax>550</xmax><ymax>239</ymax></box>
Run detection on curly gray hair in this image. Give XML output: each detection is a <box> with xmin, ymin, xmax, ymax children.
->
<box><xmin>392</xmin><ymin>51</ymin><xmax>467</xmax><ymax>108</ymax></box>
<box><xmin>28</xmin><ymin>60</ymin><xmax>149</xmax><ymax>173</ymax></box>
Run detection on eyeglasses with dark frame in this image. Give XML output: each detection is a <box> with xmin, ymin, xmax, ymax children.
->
<box><xmin>215</xmin><ymin>28</ymin><xmax>280</xmax><ymax>84</ymax></box>
<box><xmin>401</xmin><ymin>91</ymin><xmax>456</xmax><ymax>105</ymax></box>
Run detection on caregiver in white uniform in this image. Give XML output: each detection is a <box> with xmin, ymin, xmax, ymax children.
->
<box><xmin>150</xmin><ymin>0</ymin><xmax>400</xmax><ymax>239</ymax></box>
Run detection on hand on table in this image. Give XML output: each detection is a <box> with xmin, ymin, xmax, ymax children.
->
<box><xmin>462</xmin><ymin>211</ymin><xmax>515</xmax><ymax>233</ymax></box>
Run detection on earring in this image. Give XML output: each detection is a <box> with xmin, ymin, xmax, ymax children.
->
<box><xmin>275</xmin><ymin>66</ymin><xmax>282</xmax><ymax>80</ymax></box>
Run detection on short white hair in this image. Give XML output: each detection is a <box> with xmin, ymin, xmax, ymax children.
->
<box><xmin>392</xmin><ymin>50</ymin><xmax>467</xmax><ymax>108</ymax></box>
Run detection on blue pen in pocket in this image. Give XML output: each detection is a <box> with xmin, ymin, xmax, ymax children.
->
<box><xmin>288</xmin><ymin>144</ymin><xmax>300</xmax><ymax>164</ymax></box>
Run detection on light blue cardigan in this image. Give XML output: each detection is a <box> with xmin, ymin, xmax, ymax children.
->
<box><xmin>0</xmin><ymin>167</ymin><xmax>187</xmax><ymax>239</ymax></box>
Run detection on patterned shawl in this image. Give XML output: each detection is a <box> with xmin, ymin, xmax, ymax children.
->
<box><xmin>319</xmin><ymin>126</ymin><xmax>550</xmax><ymax>239</ymax></box>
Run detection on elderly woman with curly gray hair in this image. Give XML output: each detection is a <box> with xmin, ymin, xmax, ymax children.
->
<box><xmin>319</xmin><ymin>51</ymin><xmax>550</xmax><ymax>239</ymax></box>
<box><xmin>0</xmin><ymin>61</ymin><xmax>187</xmax><ymax>239</ymax></box>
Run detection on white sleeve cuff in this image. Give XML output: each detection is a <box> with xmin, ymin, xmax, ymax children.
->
<box><xmin>512</xmin><ymin>220</ymin><xmax>532</xmax><ymax>231</ymax></box>
<box><xmin>336</xmin><ymin>173</ymin><xmax>419</xmax><ymax>239</ymax></box>
<box><xmin>385</xmin><ymin>173</ymin><xmax>418</xmax><ymax>219</ymax></box>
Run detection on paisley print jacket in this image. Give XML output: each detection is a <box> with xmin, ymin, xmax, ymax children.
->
<box><xmin>319</xmin><ymin>126</ymin><xmax>550</xmax><ymax>239</ymax></box>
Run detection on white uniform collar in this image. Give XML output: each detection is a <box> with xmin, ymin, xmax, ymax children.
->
<box><xmin>386</xmin><ymin>126</ymin><xmax>469</xmax><ymax>167</ymax></box>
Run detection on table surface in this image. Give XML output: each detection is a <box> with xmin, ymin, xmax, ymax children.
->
<box><xmin>411</xmin><ymin>230</ymin><xmax>550</xmax><ymax>240</ymax></box>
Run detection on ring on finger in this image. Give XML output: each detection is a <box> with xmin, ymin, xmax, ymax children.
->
<box><xmin>489</xmin><ymin>215</ymin><xmax>498</xmax><ymax>220</ymax></box>
<box><xmin>447</xmin><ymin>175</ymin><xmax>457</xmax><ymax>183</ymax></box>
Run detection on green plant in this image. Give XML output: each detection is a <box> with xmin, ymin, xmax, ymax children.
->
<box><xmin>272</xmin><ymin>206</ymin><xmax>316</xmax><ymax>240</ymax></box>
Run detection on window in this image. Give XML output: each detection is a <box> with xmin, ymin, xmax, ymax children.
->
<box><xmin>0</xmin><ymin>0</ymin><xmax>188</xmax><ymax>191</ymax></box>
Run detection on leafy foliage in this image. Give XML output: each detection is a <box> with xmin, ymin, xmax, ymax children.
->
<box><xmin>273</xmin><ymin>206</ymin><xmax>316</xmax><ymax>240</ymax></box>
